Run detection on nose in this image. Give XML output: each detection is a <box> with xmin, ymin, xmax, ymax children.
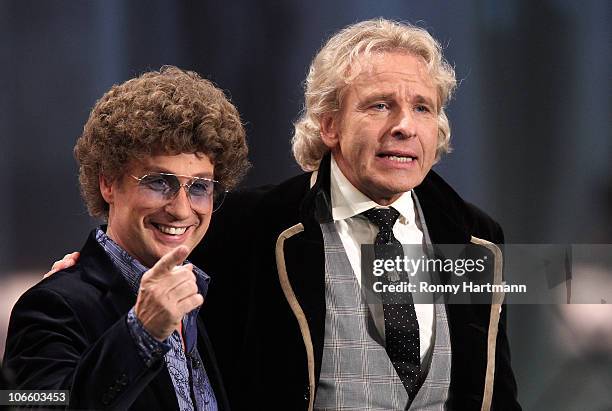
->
<box><xmin>165</xmin><ymin>186</ymin><xmax>194</xmax><ymax>219</ymax></box>
<box><xmin>389</xmin><ymin>106</ymin><xmax>417</xmax><ymax>139</ymax></box>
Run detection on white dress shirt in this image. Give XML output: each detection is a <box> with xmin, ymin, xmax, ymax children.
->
<box><xmin>329</xmin><ymin>157</ymin><xmax>434</xmax><ymax>362</ymax></box>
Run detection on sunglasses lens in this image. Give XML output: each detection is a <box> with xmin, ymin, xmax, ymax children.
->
<box><xmin>185</xmin><ymin>179</ymin><xmax>212</xmax><ymax>210</ymax></box>
<box><xmin>188</xmin><ymin>179</ymin><xmax>214</xmax><ymax>197</ymax></box>
<box><xmin>139</xmin><ymin>174</ymin><xmax>178</xmax><ymax>197</ymax></box>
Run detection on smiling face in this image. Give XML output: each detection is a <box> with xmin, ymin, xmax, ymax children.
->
<box><xmin>320</xmin><ymin>51</ymin><xmax>439</xmax><ymax>205</ymax></box>
<box><xmin>100</xmin><ymin>153</ymin><xmax>214</xmax><ymax>267</ymax></box>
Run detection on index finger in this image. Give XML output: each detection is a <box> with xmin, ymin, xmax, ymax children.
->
<box><xmin>149</xmin><ymin>246</ymin><xmax>190</xmax><ymax>277</ymax></box>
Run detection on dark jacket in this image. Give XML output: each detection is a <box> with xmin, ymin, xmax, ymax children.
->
<box><xmin>195</xmin><ymin>155</ymin><xmax>520</xmax><ymax>410</ymax></box>
<box><xmin>3</xmin><ymin>231</ymin><xmax>230</xmax><ymax>410</ymax></box>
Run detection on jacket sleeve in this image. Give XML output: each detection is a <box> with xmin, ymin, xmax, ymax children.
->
<box><xmin>3</xmin><ymin>286</ymin><xmax>166</xmax><ymax>409</ymax></box>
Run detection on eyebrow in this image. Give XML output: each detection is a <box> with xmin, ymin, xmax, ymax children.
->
<box><xmin>356</xmin><ymin>93</ymin><xmax>393</xmax><ymax>108</ymax></box>
<box><xmin>361</xmin><ymin>92</ymin><xmax>393</xmax><ymax>103</ymax></box>
<box><xmin>413</xmin><ymin>95</ymin><xmax>437</xmax><ymax>109</ymax></box>
<box><xmin>145</xmin><ymin>168</ymin><xmax>214</xmax><ymax>179</ymax></box>
<box><xmin>359</xmin><ymin>91</ymin><xmax>437</xmax><ymax>109</ymax></box>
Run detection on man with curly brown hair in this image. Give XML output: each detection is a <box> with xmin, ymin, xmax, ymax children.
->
<box><xmin>3</xmin><ymin>66</ymin><xmax>249</xmax><ymax>410</ymax></box>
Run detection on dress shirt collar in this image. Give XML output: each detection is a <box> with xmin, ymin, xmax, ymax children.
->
<box><xmin>329</xmin><ymin>155</ymin><xmax>416</xmax><ymax>225</ymax></box>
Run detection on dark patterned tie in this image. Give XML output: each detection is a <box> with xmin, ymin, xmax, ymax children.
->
<box><xmin>362</xmin><ymin>207</ymin><xmax>421</xmax><ymax>399</ymax></box>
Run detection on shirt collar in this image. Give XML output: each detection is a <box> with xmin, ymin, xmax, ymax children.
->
<box><xmin>329</xmin><ymin>155</ymin><xmax>416</xmax><ymax>225</ymax></box>
<box><xmin>95</xmin><ymin>227</ymin><xmax>210</xmax><ymax>297</ymax></box>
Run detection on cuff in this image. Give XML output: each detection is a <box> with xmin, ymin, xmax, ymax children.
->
<box><xmin>126</xmin><ymin>307</ymin><xmax>171</xmax><ymax>367</ymax></box>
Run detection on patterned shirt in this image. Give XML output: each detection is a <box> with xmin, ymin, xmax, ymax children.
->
<box><xmin>95</xmin><ymin>227</ymin><xmax>217</xmax><ymax>411</ymax></box>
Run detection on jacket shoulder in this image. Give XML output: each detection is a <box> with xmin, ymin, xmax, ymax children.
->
<box><xmin>464</xmin><ymin>201</ymin><xmax>504</xmax><ymax>244</ymax></box>
<box><xmin>199</xmin><ymin>173</ymin><xmax>312</xmax><ymax>249</ymax></box>
<box><xmin>417</xmin><ymin>170</ymin><xmax>504</xmax><ymax>244</ymax></box>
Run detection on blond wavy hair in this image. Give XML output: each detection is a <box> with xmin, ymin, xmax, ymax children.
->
<box><xmin>292</xmin><ymin>18</ymin><xmax>457</xmax><ymax>171</ymax></box>
<box><xmin>75</xmin><ymin>66</ymin><xmax>250</xmax><ymax>218</ymax></box>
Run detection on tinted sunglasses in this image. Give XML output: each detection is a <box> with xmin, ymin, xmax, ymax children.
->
<box><xmin>130</xmin><ymin>172</ymin><xmax>227</xmax><ymax>212</ymax></box>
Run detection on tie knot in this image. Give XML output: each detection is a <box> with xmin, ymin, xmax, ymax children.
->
<box><xmin>362</xmin><ymin>207</ymin><xmax>400</xmax><ymax>232</ymax></box>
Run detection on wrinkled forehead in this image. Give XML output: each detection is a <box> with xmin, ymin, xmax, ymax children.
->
<box><xmin>346</xmin><ymin>50</ymin><xmax>434</xmax><ymax>86</ymax></box>
<box><xmin>339</xmin><ymin>50</ymin><xmax>439</xmax><ymax>105</ymax></box>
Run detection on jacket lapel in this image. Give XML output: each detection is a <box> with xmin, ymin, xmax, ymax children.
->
<box><xmin>413</xmin><ymin>171</ymin><xmax>471</xmax><ymax>245</ymax></box>
<box><xmin>280</xmin><ymin>154</ymin><xmax>335</xmax><ymax>387</ymax></box>
<box><xmin>282</xmin><ymin>229</ymin><xmax>326</xmax><ymax>385</ymax></box>
<box><xmin>79</xmin><ymin>231</ymin><xmax>135</xmax><ymax>318</ymax></box>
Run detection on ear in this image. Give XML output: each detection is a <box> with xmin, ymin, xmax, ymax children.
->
<box><xmin>99</xmin><ymin>174</ymin><xmax>115</xmax><ymax>205</ymax></box>
<box><xmin>319</xmin><ymin>113</ymin><xmax>340</xmax><ymax>149</ymax></box>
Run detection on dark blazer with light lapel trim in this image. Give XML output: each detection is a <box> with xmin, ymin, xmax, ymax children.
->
<box><xmin>3</xmin><ymin>230</ymin><xmax>230</xmax><ymax>410</ymax></box>
<box><xmin>195</xmin><ymin>154</ymin><xmax>520</xmax><ymax>411</ymax></box>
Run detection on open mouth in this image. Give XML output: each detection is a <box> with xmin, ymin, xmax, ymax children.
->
<box><xmin>152</xmin><ymin>223</ymin><xmax>189</xmax><ymax>236</ymax></box>
<box><xmin>383</xmin><ymin>155</ymin><xmax>415</xmax><ymax>163</ymax></box>
<box><xmin>377</xmin><ymin>153</ymin><xmax>417</xmax><ymax>163</ymax></box>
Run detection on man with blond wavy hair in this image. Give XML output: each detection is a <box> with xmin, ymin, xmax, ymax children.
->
<box><xmin>196</xmin><ymin>18</ymin><xmax>521</xmax><ymax>410</ymax></box>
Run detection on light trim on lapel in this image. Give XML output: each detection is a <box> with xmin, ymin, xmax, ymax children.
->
<box><xmin>309</xmin><ymin>170</ymin><xmax>318</xmax><ymax>188</ymax></box>
<box><xmin>275</xmin><ymin>222</ymin><xmax>315</xmax><ymax>411</ymax></box>
<box><xmin>470</xmin><ymin>235</ymin><xmax>504</xmax><ymax>411</ymax></box>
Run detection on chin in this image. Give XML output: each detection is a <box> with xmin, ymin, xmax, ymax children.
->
<box><xmin>395</xmin><ymin>173</ymin><xmax>426</xmax><ymax>191</ymax></box>
<box><xmin>375</xmin><ymin>177</ymin><xmax>421</xmax><ymax>196</ymax></box>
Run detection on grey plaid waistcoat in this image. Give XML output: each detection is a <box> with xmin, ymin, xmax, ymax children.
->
<box><xmin>314</xmin><ymin>196</ymin><xmax>451</xmax><ymax>410</ymax></box>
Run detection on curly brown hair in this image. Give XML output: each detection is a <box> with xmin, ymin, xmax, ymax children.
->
<box><xmin>74</xmin><ymin>66</ymin><xmax>250</xmax><ymax>218</ymax></box>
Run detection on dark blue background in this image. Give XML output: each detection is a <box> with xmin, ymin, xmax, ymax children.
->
<box><xmin>1</xmin><ymin>1</ymin><xmax>611</xmax><ymax>408</ymax></box>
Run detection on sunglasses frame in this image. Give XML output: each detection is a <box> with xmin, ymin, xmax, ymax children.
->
<box><xmin>130</xmin><ymin>172</ymin><xmax>227</xmax><ymax>212</ymax></box>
